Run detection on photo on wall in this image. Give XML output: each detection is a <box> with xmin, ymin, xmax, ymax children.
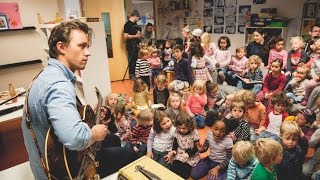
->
<box><xmin>225</xmin><ymin>26</ymin><xmax>236</xmax><ymax>34</ymax></box>
<box><xmin>303</xmin><ymin>3</ymin><xmax>317</xmax><ymax>18</ymax></box>
<box><xmin>238</xmin><ymin>25</ymin><xmax>245</xmax><ymax>34</ymax></box>
<box><xmin>214</xmin><ymin>26</ymin><xmax>224</xmax><ymax>33</ymax></box>
<box><xmin>0</xmin><ymin>14</ymin><xmax>8</xmax><ymax>30</ymax></box>
<box><xmin>204</xmin><ymin>25</ymin><xmax>213</xmax><ymax>33</ymax></box>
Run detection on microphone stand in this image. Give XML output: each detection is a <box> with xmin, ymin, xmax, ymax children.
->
<box><xmin>0</xmin><ymin>91</ymin><xmax>26</xmax><ymax>106</ymax></box>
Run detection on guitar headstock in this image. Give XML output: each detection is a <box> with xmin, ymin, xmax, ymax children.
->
<box><xmin>94</xmin><ymin>87</ymin><xmax>103</xmax><ymax>125</ymax></box>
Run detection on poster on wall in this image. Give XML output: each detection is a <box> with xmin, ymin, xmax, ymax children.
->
<box><xmin>253</xmin><ymin>0</ymin><xmax>266</xmax><ymax>4</ymax></box>
<box><xmin>214</xmin><ymin>26</ymin><xmax>224</xmax><ymax>33</ymax></box>
<box><xmin>238</xmin><ymin>5</ymin><xmax>251</xmax><ymax>34</ymax></box>
<box><xmin>225</xmin><ymin>26</ymin><xmax>236</xmax><ymax>34</ymax></box>
<box><xmin>204</xmin><ymin>25</ymin><xmax>213</xmax><ymax>33</ymax></box>
<box><xmin>302</xmin><ymin>19</ymin><xmax>315</xmax><ymax>36</ymax></box>
<box><xmin>303</xmin><ymin>3</ymin><xmax>317</xmax><ymax>18</ymax></box>
<box><xmin>0</xmin><ymin>3</ymin><xmax>23</xmax><ymax>29</ymax></box>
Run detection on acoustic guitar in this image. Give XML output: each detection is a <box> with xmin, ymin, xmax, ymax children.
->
<box><xmin>45</xmin><ymin>87</ymin><xmax>103</xmax><ymax>179</ymax></box>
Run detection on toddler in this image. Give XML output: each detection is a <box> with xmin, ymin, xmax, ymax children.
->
<box><xmin>147</xmin><ymin>110</ymin><xmax>176</xmax><ymax>168</ymax></box>
<box><xmin>306</xmin><ymin>39</ymin><xmax>318</xmax><ymax>67</ymax></box>
<box><xmin>186</xmin><ymin>80</ymin><xmax>207</xmax><ymax>128</ymax></box>
<box><xmin>191</xmin><ymin>116</ymin><xmax>233</xmax><ymax>180</ymax></box>
<box><xmin>105</xmin><ymin>93</ymin><xmax>119</xmax><ymax>113</ymax></box>
<box><xmin>165</xmin><ymin>93</ymin><xmax>183</xmax><ymax>124</ymax></box>
<box><xmin>235</xmin><ymin>90</ymin><xmax>267</xmax><ymax>135</ymax></box>
<box><xmin>148</xmin><ymin>46</ymin><xmax>161</xmax><ymax>88</ymax></box>
<box><xmin>205</xmin><ymin>80</ymin><xmax>226</xmax><ymax>111</ymax></box>
<box><xmin>131</xmin><ymin>78</ymin><xmax>151</xmax><ymax>114</ymax></box>
<box><xmin>153</xmin><ymin>75</ymin><xmax>169</xmax><ymax>106</ymax></box>
<box><xmin>114</xmin><ymin>103</ymin><xmax>131</xmax><ymax>147</ymax></box>
<box><xmin>301</xmin><ymin>39</ymin><xmax>320</xmax><ymax>106</ymax></box>
<box><xmin>163</xmin><ymin>40</ymin><xmax>172</xmax><ymax>68</ymax></box>
<box><xmin>295</xmin><ymin>108</ymin><xmax>316</xmax><ymax>156</ymax></box>
<box><xmin>226</xmin><ymin>141</ymin><xmax>258</xmax><ymax>180</ymax></box>
<box><xmin>252</xmin><ymin>92</ymin><xmax>290</xmax><ymax>142</ymax></box>
<box><xmin>229</xmin><ymin>101</ymin><xmax>251</xmax><ymax>142</ymax></box>
<box><xmin>189</xmin><ymin>40</ymin><xmax>213</xmax><ymax>82</ymax></box>
<box><xmin>127</xmin><ymin>110</ymin><xmax>153</xmax><ymax>158</ymax></box>
<box><xmin>226</xmin><ymin>47</ymin><xmax>248</xmax><ymax>87</ymax></box>
<box><xmin>170</xmin><ymin>113</ymin><xmax>200</xmax><ymax>179</ymax></box>
<box><xmin>213</xmin><ymin>36</ymin><xmax>232</xmax><ymax>85</ymax></box>
<box><xmin>201</xmin><ymin>32</ymin><xmax>217</xmax><ymax>58</ymax></box>
<box><xmin>251</xmin><ymin>138</ymin><xmax>283</xmax><ymax>180</ymax></box>
<box><xmin>285</xmin><ymin>63</ymin><xmax>310</xmax><ymax>104</ymax></box>
<box><xmin>277</xmin><ymin>121</ymin><xmax>304</xmax><ymax>180</ymax></box>
<box><xmin>267</xmin><ymin>37</ymin><xmax>288</xmax><ymax>70</ymax></box>
<box><xmin>256</xmin><ymin>59</ymin><xmax>286</xmax><ymax>109</ymax></box>
<box><xmin>168</xmin><ymin>44</ymin><xmax>194</xmax><ymax>96</ymax></box>
<box><xmin>135</xmin><ymin>48</ymin><xmax>151</xmax><ymax>88</ymax></box>
<box><xmin>286</xmin><ymin>36</ymin><xmax>308</xmax><ymax>78</ymax></box>
<box><xmin>237</xmin><ymin>55</ymin><xmax>263</xmax><ymax>94</ymax></box>
<box><xmin>218</xmin><ymin>94</ymin><xmax>235</xmax><ymax>119</ymax></box>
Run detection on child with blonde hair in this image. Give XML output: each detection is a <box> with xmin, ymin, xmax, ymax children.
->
<box><xmin>237</xmin><ymin>55</ymin><xmax>263</xmax><ymax>94</ymax></box>
<box><xmin>153</xmin><ymin>75</ymin><xmax>169</xmax><ymax>106</ymax></box>
<box><xmin>226</xmin><ymin>47</ymin><xmax>248</xmax><ymax>87</ymax></box>
<box><xmin>227</xmin><ymin>141</ymin><xmax>258</xmax><ymax>180</ymax></box>
<box><xmin>251</xmin><ymin>138</ymin><xmax>283</xmax><ymax>180</ymax></box>
<box><xmin>186</xmin><ymin>80</ymin><xmax>207</xmax><ymax>128</ymax></box>
<box><xmin>285</xmin><ymin>36</ymin><xmax>308</xmax><ymax>78</ymax></box>
<box><xmin>163</xmin><ymin>40</ymin><xmax>172</xmax><ymax>68</ymax></box>
<box><xmin>105</xmin><ymin>93</ymin><xmax>119</xmax><ymax>113</ymax></box>
<box><xmin>135</xmin><ymin>48</ymin><xmax>151</xmax><ymax>88</ymax></box>
<box><xmin>218</xmin><ymin>94</ymin><xmax>235</xmax><ymax>119</ymax></box>
<box><xmin>201</xmin><ymin>32</ymin><xmax>217</xmax><ymax>58</ymax></box>
<box><xmin>148</xmin><ymin>46</ymin><xmax>161</xmax><ymax>88</ymax></box>
<box><xmin>277</xmin><ymin>121</ymin><xmax>304</xmax><ymax>180</ymax></box>
<box><xmin>285</xmin><ymin>63</ymin><xmax>310</xmax><ymax>104</ymax></box>
<box><xmin>166</xmin><ymin>93</ymin><xmax>183</xmax><ymax>123</ymax></box>
<box><xmin>131</xmin><ymin>78</ymin><xmax>151</xmax><ymax>114</ymax></box>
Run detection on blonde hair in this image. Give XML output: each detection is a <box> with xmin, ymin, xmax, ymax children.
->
<box><xmin>296</xmin><ymin>63</ymin><xmax>310</xmax><ymax>75</ymax></box>
<box><xmin>280</xmin><ymin>121</ymin><xmax>300</xmax><ymax>138</ymax></box>
<box><xmin>167</xmin><ymin>93</ymin><xmax>182</xmax><ymax>110</ymax></box>
<box><xmin>137</xmin><ymin>110</ymin><xmax>153</xmax><ymax>123</ymax></box>
<box><xmin>290</xmin><ymin>36</ymin><xmax>304</xmax><ymax>47</ymax></box>
<box><xmin>231</xmin><ymin>101</ymin><xmax>246</xmax><ymax>112</ymax></box>
<box><xmin>255</xmin><ymin>138</ymin><xmax>282</xmax><ymax>165</ymax></box>
<box><xmin>156</xmin><ymin>74</ymin><xmax>167</xmax><ymax>85</ymax></box>
<box><xmin>138</xmin><ymin>48</ymin><xmax>150</xmax><ymax>59</ymax></box>
<box><xmin>236</xmin><ymin>47</ymin><xmax>245</xmax><ymax>53</ymax></box>
<box><xmin>232</xmin><ymin>141</ymin><xmax>255</xmax><ymax>164</ymax></box>
<box><xmin>201</xmin><ymin>32</ymin><xmax>211</xmax><ymax>48</ymax></box>
<box><xmin>105</xmin><ymin>93</ymin><xmax>118</xmax><ymax>106</ymax></box>
<box><xmin>183</xmin><ymin>25</ymin><xmax>190</xmax><ymax>33</ymax></box>
<box><xmin>234</xmin><ymin>90</ymin><xmax>256</xmax><ymax>105</ymax></box>
<box><xmin>191</xmin><ymin>80</ymin><xmax>206</xmax><ymax>94</ymax></box>
<box><xmin>247</xmin><ymin>55</ymin><xmax>262</xmax><ymax>68</ymax></box>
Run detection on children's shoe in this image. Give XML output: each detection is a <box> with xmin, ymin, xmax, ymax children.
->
<box><xmin>222</xmin><ymin>81</ymin><xmax>228</xmax><ymax>85</ymax></box>
<box><xmin>300</xmin><ymin>99</ymin><xmax>308</xmax><ymax>106</ymax></box>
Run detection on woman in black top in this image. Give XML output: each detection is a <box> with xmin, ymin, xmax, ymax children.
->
<box><xmin>246</xmin><ymin>28</ymin><xmax>270</xmax><ymax>66</ymax></box>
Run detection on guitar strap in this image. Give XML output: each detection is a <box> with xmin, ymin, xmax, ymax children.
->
<box><xmin>24</xmin><ymin>70</ymin><xmax>58</xmax><ymax>180</ymax></box>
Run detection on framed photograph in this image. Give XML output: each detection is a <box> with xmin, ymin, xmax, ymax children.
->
<box><xmin>0</xmin><ymin>14</ymin><xmax>9</xmax><ymax>30</ymax></box>
<box><xmin>303</xmin><ymin>3</ymin><xmax>317</xmax><ymax>18</ymax></box>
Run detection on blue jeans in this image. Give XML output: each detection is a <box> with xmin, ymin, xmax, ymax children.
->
<box><xmin>251</xmin><ymin>130</ymin><xmax>280</xmax><ymax>143</ymax></box>
<box><xmin>226</xmin><ymin>71</ymin><xmax>240</xmax><ymax>87</ymax></box>
<box><xmin>151</xmin><ymin>68</ymin><xmax>159</xmax><ymax>86</ymax></box>
<box><xmin>286</xmin><ymin>92</ymin><xmax>304</xmax><ymax>103</ymax></box>
<box><xmin>194</xmin><ymin>114</ymin><xmax>206</xmax><ymax>128</ymax></box>
<box><xmin>191</xmin><ymin>157</ymin><xmax>219</xmax><ymax>179</ymax></box>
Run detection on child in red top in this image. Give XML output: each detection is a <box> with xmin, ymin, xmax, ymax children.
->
<box><xmin>257</xmin><ymin>59</ymin><xmax>286</xmax><ymax>110</ymax></box>
<box><xmin>252</xmin><ymin>92</ymin><xmax>290</xmax><ymax>142</ymax></box>
<box><xmin>186</xmin><ymin>80</ymin><xmax>207</xmax><ymax>128</ymax></box>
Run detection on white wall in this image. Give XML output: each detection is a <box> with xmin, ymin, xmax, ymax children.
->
<box><xmin>155</xmin><ymin>0</ymin><xmax>305</xmax><ymax>53</ymax></box>
<box><xmin>0</xmin><ymin>0</ymin><xmax>59</xmax><ymax>91</ymax></box>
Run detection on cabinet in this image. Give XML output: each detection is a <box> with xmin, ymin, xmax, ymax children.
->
<box><xmin>244</xmin><ymin>27</ymin><xmax>287</xmax><ymax>46</ymax></box>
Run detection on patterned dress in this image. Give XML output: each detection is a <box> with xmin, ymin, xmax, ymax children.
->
<box><xmin>192</xmin><ymin>55</ymin><xmax>213</xmax><ymax>81</ymax></box>
<box><xmin>173</xmin><ymin>130</ymin><xmax>200</xmax><ymax>167</ymax></box>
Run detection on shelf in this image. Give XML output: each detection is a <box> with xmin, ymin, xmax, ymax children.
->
<box><xmin>0</xmin><ymin>26</ymin><xmax>36</xmax><ymax>32</ymax></box>
<box><xmin>0</xmin><ymin>59</ymin><xmax>42</xmax><ymax>70</ymax></box>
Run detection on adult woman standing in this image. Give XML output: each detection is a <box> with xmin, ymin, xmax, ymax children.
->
<box><xmin>246</xmin><ymin>28</ymin><xmax>270</xmax><ymax>66</ymax></box>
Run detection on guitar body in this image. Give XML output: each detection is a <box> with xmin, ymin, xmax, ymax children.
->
<box><xmin>45</xmin><ymin>87</ymin><xmax>103</xmax><ymax>180</ymax></box>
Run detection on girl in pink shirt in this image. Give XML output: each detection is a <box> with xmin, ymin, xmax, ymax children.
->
<box><xmin>148</xmin><ymin>47</ymin><xmax>161</xmax><ymax>88</ymax></box>
<box><xmin>186</xmin><ymin>80</ymin><xmax>207</xmax><ymax>128</ymax></box>
<box><xmin>267</xmin><ymin>37</ymin><xmax>287</xmax><ymax>70</ymax></box>
<box><xmin>213</xmin><ymin>36</ymin><xmax>232</xmax><ymax>85</ymax></box>
<box><xmin>226</xmin><ymin>47</ymin><xmax>248</xmax><ymax>87</ymax></box>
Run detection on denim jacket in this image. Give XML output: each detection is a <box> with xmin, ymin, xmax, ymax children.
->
<box><xmin>21</xmin><ymin>58</ymin><xmax>92</xmax><ymax>179</ymax></box>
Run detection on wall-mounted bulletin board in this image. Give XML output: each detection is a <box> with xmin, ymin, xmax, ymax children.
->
<box><xmin>301</xmin><ymin>1</ymin><xmax>320</xmax><ymax>41</ymax></box>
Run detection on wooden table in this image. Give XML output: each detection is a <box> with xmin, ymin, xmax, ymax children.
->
<box><xmin>0</xmin><ymin>97</ymin><xmax>28</xmax><ymax>171</ymax></box>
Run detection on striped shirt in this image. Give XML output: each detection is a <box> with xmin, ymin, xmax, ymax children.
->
<box><xmin>135</xmin><ymin>59</ymin><xmax>150</xmax><ymax>77</ymax></box>
<box><xmin>226</xmin><ymin>157</ymin><xmax>259</xmax><ymax>180</ymax></box>
<box><xmin>147</xmin><ymin>126</ymin><xmax>176</xmax><ymax>153</ymax></box>
<box><xmin>202</xmin><ymin>131</ymin><xmax>233</xmax><ymax>169</ymax></box>
<box><xmin>129</xmin><ymin>124</ymin><xmax>152</xmax><ymax>145</ymax></box>
<box><xmin>234</xmin><ymin>118</ymin><xmax>251</xmax><ymax>142</ymax></box>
